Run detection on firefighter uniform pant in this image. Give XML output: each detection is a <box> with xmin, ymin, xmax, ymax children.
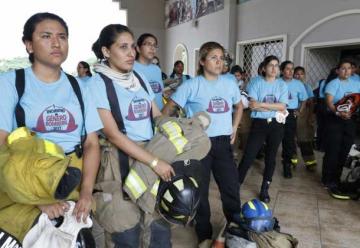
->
<box><xmin>195</xmin><ymin>135</ymin><xmax>240</xmax><ymax>243</ymax></box>
<box><xmin>322</xmin><ymin>114</ymin><xmax>356</xmax><ymax>185</ymax></box>
<box><xmin>282</xmin><ymin>111</ymin><xmax>297</xmax><ymax>164</ymax></box>
<box><xmin>238</xmin><ymin>119</ymin><xmax>284</xmax><ymax>184</ymax></box>
<box><xmin>297</xmin><ymin>106</ymin><xmax>316</xmax><ymax>163</ymax></box>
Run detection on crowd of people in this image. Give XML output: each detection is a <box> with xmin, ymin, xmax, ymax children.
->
<box><xmin>0</xmin><ymin>11</ymin><xmax>359</xmax><ymax>248</ymax></box>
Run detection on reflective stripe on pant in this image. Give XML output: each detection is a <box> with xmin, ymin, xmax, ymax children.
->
<box><xmin>195</xmin><ymin>136</ymin><xmax>240</xmax><ymax>243</ymax></box>
<box><xmin>322</xmin><ymin>114</ymin><xmax>356</xmax><ymax>185</ymax></box>
<box><xmin>238</xmin><ymin>119</ymin><xmax>284</xmax><ymax>184</ymax></box>
<box><xmin>282</xmin><ymin>112</ymin><xmax>297</xmax><ymax>164</ymax></box>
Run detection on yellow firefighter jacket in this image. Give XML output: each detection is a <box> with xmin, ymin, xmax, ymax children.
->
<box><xmin>0</xmin><ymin>127</ymin><xmax>82</xmax><ymax>242</ymax></box>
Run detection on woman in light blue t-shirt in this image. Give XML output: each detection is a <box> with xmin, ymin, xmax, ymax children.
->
<box><xmin>322</xmin><ymin>59</ymin><xmax>360</xmax><ymax>200</ymax></box>
<box><xmin>89</xmin><ymin>24</ymin><xmax>174</xmax><ymax>248</ymax></box>
<box><xmin>238</xmin><ymin>55</ymin><xmax>288</xmax><ymax>203</ymax></box>
<box><xmin>163</xmin><ymin>42</ymin><xmax>244</xmax><ymax>246</ymax></box>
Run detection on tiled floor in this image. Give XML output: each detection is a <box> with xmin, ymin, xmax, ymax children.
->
<box><xmin>171</xmin><ymin>149</ymin><xmax>360</xmax><ymax>248</ymax></box>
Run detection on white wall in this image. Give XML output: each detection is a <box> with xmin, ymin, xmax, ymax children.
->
<box><xmin>164</xmin><ymin>0</ymin><xmax>237</xmax><ymax>76</ymax></box>
<box><xmin>237</xmin><ymin>0</ymin><xmax>360</xmax><ymax>65</ymax></box>
<box><xmin>121</xmin><ymin>0</ymin><xmax>166</xmax><ymax>66</ymax></box>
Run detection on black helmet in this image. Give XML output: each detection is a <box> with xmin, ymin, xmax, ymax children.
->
<box><xmin>157</xmin><ymin>174</ymin><xmax>200</xmax><ymax>226</ymax></box>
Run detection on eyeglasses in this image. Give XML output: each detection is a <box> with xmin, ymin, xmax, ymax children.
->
<box><xmin>206</xmin><ymin>55</ymin><xmax>225</xmax><ymax>62</ymax></box>
<box><xmin>142</xmin><ymin>42</ymin><xmax>159</xmax><ymax>49</ymax></box>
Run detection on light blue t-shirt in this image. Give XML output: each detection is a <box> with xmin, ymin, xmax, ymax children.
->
<box><xmin>325</xmin><ymin>77</ymin><xmax>360</xmax><ymax>104</ymax></box>
<box><xmin>246</xmin><ymin>75</ymin><xmax>263</xmax><ymax>91</ymax></box>
<box><xmin>318</xmin><ymin>79</ymin><xmax>326</xmax><ymax>98</ymax></box>
<box><xmin>170</xmin><ymin>74</ymin><xmax>191</xmax><ymax>83</ymax></box>
<box><xmin>350</xmin><ymin>74</ymin><xmax>360</xmax><ymax>82</ymax></box>
<box><xmin>304</xmin><ymin>83</ymin><xmax>314</xmax><ymax>98</ymax></box>
<box><xmin>89</xmin><ymin>72</ymin><xmax>155</xmax><ymax>141</ymax></box>
<box><xmin>134</xmin><ymin>61</ymin><xmax>164</xmax><ymax>110</ymax></box>
<box><xmin>76</xmin><ymin>76</ymin><xmax>92</xmax><ymax>84</ymax></box>
<box><xmin>171</xmin><ymin>75</ymin><xmax>241</xmax><ymax>137</ymax></box>
<box><xmin>222</xmin><ymin>72</ymin><xmax>237</xmax><ymax>83</ymax></box>
<box><xmin>247</xmin><ymin>77</ymin><xmax>288</xmax><ymax>119</ymax></box>
<box><xmin>0</xmin><ymin>67</ymin><xmax>103</xmax><ymax>153</ymax></box>
<box><xmin>280</xmin><ymin>78</ymin><xmax>308</xmax><ymax>109</ymax></box>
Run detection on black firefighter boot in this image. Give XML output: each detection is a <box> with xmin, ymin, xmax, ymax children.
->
<box><xmin>283</xmin><ymin>163</ymin><xmax>292</xmax><ymax>179</ymax></box>
<box><xmin>259</xmin><ymin>180</ymin><xmax>271</xmax><ymax>203</ymax></box>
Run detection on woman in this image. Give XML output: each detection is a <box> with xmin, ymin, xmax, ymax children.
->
<box><xmin>134</xmin><ymin>33</ymin><xmax>164</xmax><ymax>110</ymax></box>
<box><xmin>162</xmin><ymin>41</ymin><xmax>244</xmax><ymax>246</ymax></box>
<box><xmin>0</xmin><ymin>12</ymin><xmax>102</xmax><ymax>244</ymax></box>
<box><xmin>238</xmin><ymin>55</ymin><xmax>288</xmax><ymax>203</ymax></box>
<box><xmin>88</xmin><ymin>24</ymin><xmax>174</xmax><ymax>248</ymax></box>
<box><xmin>322</xmin><ymin>59</ymin><xmax>360</xmax><ymax>199</ymax></box>
<box><xmin>293</xmin><ymin>66</ymin><xmax>317</xmax><ymax>170</ymax></box>
<box><xmin>279</xmin><ymin>61</ymin><xmax>308</xmax><ymax>178</ymax></box>
<box><xmin>76</xmin><ymin>61</ymin><xmax>92</xmax><ymax>83</ymax></box>
<box><xmin>168</xmin><ymin>60</ymin><xmax>191</xmax><ymax>84</ymax></box>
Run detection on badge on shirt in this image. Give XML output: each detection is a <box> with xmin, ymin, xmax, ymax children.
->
<box><xmin>33</xmin><ymin>105</ymin><xmax>78</xmax><ymax>133</ymax></box>
<box><xmin>126</xmin><ymin>97</ymin><xmax>151</xmax><ymax>121</ymax></box>
<box><xmin>263</xmin><ymin>94</ymin><xmax>277</xmax><ymax>103</ymax></box>
<box><xmin>149</xmin><ymin>81</ymin><xmax>162</xmax><ymax>93</ymax></box>
<box><xmin>207</xmin><ymin>97</ymin><xmax>230</xmax><ymax>113</ymax></box>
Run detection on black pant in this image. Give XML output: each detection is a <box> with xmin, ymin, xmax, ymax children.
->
<box><xmin>238</xmin><ymin>119</ymin><xmax>284</xmax><ymax>184</ymax></box>
<box><xmin>316</xmin><ymin>99</ymin><xmax>327</xmax><ymax>150</ymax></box>
<box><xmin>282</xmin><ymin>111</ymin><xmax>297</xmax><ymax>164</ymax></box>
<box><xmin>195</xmin><ymin>136</ymin><xmax>240</xmax><ymax>242</ymax></box>
<box><xmin>322</xmin><ymin>114</ymin><xmax>356</xmax><ymax>185</ymax></box>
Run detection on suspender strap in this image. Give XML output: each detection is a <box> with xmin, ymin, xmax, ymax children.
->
<box><xmin>99</xmin><ymin>72</ymin><xmax>130</xmax><ymax>185</ymax></box>
<box><xmin>15</xmin><ymin>69</ymin><xmax>26</xmax><ymax>127</ymax></box>
<box><xmin>66</xmin><ymin>73</ymin><xmax>87</xmax><ymax>150</ymax></box>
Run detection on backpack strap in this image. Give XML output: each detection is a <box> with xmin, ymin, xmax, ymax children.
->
<box><xmin>66</xmin><ymin>73</ymin><xmax>87</xmax><ymax>156</ymax></box>
<box><xmin>99</xmin><ymin>73</ymin><xmax>130</xmax><ymax>190</ymax></box>
<box><xmin>15</xmin><ymin>69</ymin><xmax>26</xmax><ymax>127</ymax></box>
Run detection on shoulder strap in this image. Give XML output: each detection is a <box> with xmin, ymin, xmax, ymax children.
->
<box><xmin>133</xmin><ymin>70</ymin><xmax>149</xmax><ymax>94</ymax></box>
<box><xmin>66</xmin><ymin>73</ymin><xmax>87</xmax><ymax>150</ymax></box>
<box><xmin>99</xmin><ymin>72</ymin><xmax>131</xmax><ymax>192</ymax></box>
<box><xmin>15</xmin><ymin>69</ymin><xmax>26</xmax><ymax>127</ymax></box>
<box><xmin>99</xmin><ymin>73</ymin><xmax>127</xmax><ymax>134</ymax></box>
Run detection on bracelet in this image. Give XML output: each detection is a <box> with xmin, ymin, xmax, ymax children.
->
<box><xmin>150</xmin><ymin>158</ymin><xmax>159</xmax><ymax>168</ymax></box>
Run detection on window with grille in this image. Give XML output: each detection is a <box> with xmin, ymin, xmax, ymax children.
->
<box><xmin>237</xmin><ymin>37</ymin><xmax>286</xmax><ymax>82</ymax></box>
<box><xmin>304</xmin><ymin>48</ymin><xmax>340</xmax><ymax>87</ymax></box>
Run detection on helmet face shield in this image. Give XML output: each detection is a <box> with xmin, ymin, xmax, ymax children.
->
<box><xmin>240</xmin><ymin>199</ymin><xmax>274</xmax><ymax>232</ymax></box>
<box><xmin>157</xmin><ymin>175</ymin><xmax>200</xmax><ymax>226</ymax></box>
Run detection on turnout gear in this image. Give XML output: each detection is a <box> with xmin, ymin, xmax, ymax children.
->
<box><xmin>335</xmin><ymin>93</ymin><xmax>360</xmax><ymax>114</ymax></box>
<box><xmin>0</xmin><ymin>127</ymin><xmax>83</xmax><ymax>242</ymax></box>
<box><xmin>123</xmin><ymin>112</ymin><xmax>211</xmax><ymax>214</ymax></box>
<box><xmin>248</xmin><ymin>230</ymin><xmax>298</xmax><ymax>248</ymax></box>
<box><xmin>157</xmin><ymin>174</ymin><xmax>200</xmax><ymax>226</ymax></box>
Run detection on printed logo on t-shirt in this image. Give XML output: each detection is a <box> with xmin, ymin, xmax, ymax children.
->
<box><xmin>149</xmin><ymin>81</ymin><xmax>162</xmax><ymax>93</ymax></box>
<box><xmin>262</xmin><ymin>94</ymin><xmax>277</xmax><ymax>103</ymax></box>
<box><xmin>206</xmin><ymin>97</ymin><xmax>230</xmax><ymax>113</ymax></box>
<box><xmin>33</xmin><ymin>105</ymin><xmax>78</xmax><ymax>133</ymax></box>
<box><xmin>288</xmin><ymin>91</ymin><xmax>293</xmax><ymax>100</ymax></box>
<box><xmin>126</xmin><ymin>97</ymin><xmax>151</xmax><ymax>121</ymax></box>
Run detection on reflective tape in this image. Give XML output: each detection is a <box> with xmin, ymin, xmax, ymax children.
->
<box><xmin>7</xmin><ymin>127</ymin><xmax>33</xmax><ymax>145</ymax></box>
<box><xmin>161</xmin><ymin>121</ymin><xmax>188</xmax><ymax>154</ymax></box>
<box><xmin>125</xmin><ymin>169</ymin><xmax>147</xmax><ymax>199</ymax></box>
<box><xmin>151</xmin><ymin>179</ymin><xmax>160</xmax><ymax>196</ymax></box>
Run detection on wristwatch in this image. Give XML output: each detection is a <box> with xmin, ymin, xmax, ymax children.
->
<box><xmin>150</xmin><ymin>158</ymin><xmax>159</xmax><ymax>168</ymax></box>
